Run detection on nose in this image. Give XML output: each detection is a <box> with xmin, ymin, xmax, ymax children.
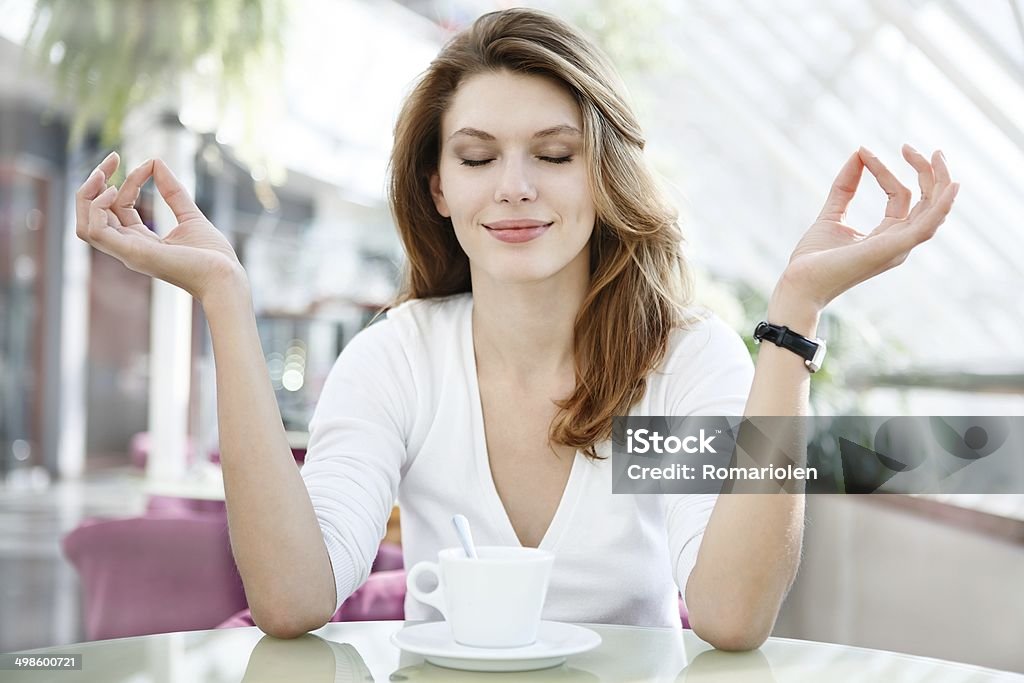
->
<box><xmin>493</xmin><ymin>156</ymin><xmax>537</xmax><ymax>204</ymax></box>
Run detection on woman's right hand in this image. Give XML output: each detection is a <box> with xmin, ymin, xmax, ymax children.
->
<box><xmin>76</xmin><ymin>151</ymin><xmax>246</xmax><ymax>302</ymax></box>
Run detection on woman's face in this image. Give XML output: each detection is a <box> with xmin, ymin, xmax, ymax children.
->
<box><xmin>430</xmin><ymin>70</ymin><xmax>596</xmax><ymax>287</ymax></box>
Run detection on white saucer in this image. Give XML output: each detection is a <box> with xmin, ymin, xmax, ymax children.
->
<box><xmin>390</xmin><ymin>621</ymin><xmax>601</xmax><ymax>672</ymax></box>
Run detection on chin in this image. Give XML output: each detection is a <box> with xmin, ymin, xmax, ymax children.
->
<box><xmin>476</xmin><ymin>257</ymin><xmax>569</xmax><ymax>286</ymax></box>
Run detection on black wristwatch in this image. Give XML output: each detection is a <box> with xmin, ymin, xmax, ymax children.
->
<box><xmin>752</xmin><ymin>321</ymin><xmax>827</xmax><ymax>373</ymax></box>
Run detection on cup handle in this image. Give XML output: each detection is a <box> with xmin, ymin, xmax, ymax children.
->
<box><xmin>406</xmin><ymin>561</ymin><xmax>446</xmax><ymax>618</ymax></box>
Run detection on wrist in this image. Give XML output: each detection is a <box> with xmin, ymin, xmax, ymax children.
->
<box><xmin>768</xmin><ymin>280</ymin><xmax>822</xmax><ymax>338</ymax></box>
<box><xmin>200</xmin><ymin>266</ymin><xmax>253</xmax><ymax>317</ymax></box>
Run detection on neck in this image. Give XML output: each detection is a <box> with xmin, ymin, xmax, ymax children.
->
<box><xmin>470</xmin><ymin>262</ymin><xmax>589</xmax><ymax>384</ymax></box>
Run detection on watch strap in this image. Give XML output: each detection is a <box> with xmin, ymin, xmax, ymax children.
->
<box><xmin>753</xmin><ymin>321</ymin><xmax>826</xmax><ymax>372</ymax></box>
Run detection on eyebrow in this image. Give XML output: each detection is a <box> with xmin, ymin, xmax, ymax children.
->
<box><xmin>447</xmin><ymin>125</ymin><xmax>582</xmax><ymax>142</ymax></box>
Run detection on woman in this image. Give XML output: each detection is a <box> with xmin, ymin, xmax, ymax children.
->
<box><xmin>75</xmin><ymin>9</ymin><xmax>958</xmax><ymax>650</ymax></box>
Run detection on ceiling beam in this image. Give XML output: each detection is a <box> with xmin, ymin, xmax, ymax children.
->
<box><xmin>938</xmin><ymin>0</ymin><xmax>1024</xmax><ymax>91</ymax></box>
<box><xmin>868</xmin><ymin>0</ymin><xmax>1024</xmax><ymax>155</ymax></box>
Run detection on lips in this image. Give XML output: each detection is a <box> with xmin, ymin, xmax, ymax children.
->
<box><xmin>483</xmin><ymin>219</ymin><xmax>553</xmax><ymax>230</ymax></box>
<box><xmin>483</xmin><ymin>219</ymin><xmax>553</xmax><ymax>244</ymax></box>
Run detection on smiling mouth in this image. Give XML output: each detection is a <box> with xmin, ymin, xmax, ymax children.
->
<box><xmin>482</xmin><ymin>221</ymin><xmax>552</xmax><ymax>244</ymax></box>
<box><xmin>483</xmin><ymin>220</ymin><xmax>553</xmax><ymax>231</ymax></box>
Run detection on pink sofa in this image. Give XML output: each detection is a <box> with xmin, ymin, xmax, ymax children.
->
<box><xmin>64</xmin><ymin>514</ymin><xmax>248</xmax><ymax>641</ymax></box>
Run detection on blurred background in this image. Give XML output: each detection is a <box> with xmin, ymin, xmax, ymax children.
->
<box><xmin>0</xmin><ymin>0</ymin><xmax>1022</xmax><ymax>673</ymax></box>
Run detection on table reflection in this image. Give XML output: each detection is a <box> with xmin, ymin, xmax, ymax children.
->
<box><xmin>676</xmin><ymin>649</ymin><xmax>776</xmax><ymax>682</ymax></box>
<box><xmin>240</xmin><ymin>634</ymin><xmax>373</xmax><ymax>683</ymax></box>
<box><xmin>390</xmin><ymin>662</ymin><xmax>600</xmax><ymax>682</ymax></box>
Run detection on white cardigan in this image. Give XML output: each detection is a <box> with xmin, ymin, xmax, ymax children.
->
<box><xmin>300</xmin><ymin>292</ymin><xmax>753</xmax><ymax>627</ymax></box>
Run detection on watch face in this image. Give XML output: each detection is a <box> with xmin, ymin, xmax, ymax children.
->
<box><xmin>808</xmin><ymin>339</ymin><xmax>827</xmax><ymax>373</ymax></box>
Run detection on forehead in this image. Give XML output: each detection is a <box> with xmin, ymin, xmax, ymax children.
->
<box><xmin>441</xmin><ymin>71</ymin><xmax>582</xmax><ymax>140</ymax></box>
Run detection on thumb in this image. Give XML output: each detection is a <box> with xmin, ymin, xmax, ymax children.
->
<box><xmin>152</xmin><ymin>159</ymin><xmax>205</xmax><ymax>222</ymax></box>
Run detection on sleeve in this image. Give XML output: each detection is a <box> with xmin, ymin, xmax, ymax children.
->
<box><xmin>299</xmin><ymin>317</ymin><xmax>415</xmax><ymax>613</ymax></box>
<box><xmin>661</xmin><ymin>314</ymin><xmax>754</xmax><ymax>610</ymax></box>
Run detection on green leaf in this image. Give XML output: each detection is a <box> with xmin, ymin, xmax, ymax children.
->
<box><xmin>25</xmin><ymin>0</ymin><xmax>287</xmax><ymax>166</ymax></box>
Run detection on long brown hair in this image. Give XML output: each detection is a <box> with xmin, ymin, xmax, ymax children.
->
<box><xmin>387</xmin><ymin>8</ymin><xmax>697</xmax><ymax>459</ymax></box>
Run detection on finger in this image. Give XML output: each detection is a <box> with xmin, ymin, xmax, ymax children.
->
<box><xmin>112</xmin><ymin>159</ymin><xmax>155</xmax><ymax>230</ymax></box>
<box><xmin>932</xmin><ymin>149</ymin><xmax>952</xmax><ymax>187</ymax></box>
<box><xmin>75</xmin><ymin>169</ymin><xmax>104</xmax><ymax>239</ymax></box>
<box><xmin>75</xmin><ymin>151</ymin><xmax>120</xmax><ymax>237</ymax></box>
<box><xmin>900</xmin><ymin>144</ymin><xmax>936</xmax><ymax>223</ymax></box>
<box><xmin>901</xmin><ymin>144</ymin><xmax>935</xmax><ymax>200</ymax></box>
<box><xmin>88</xmin><ymin>186</ymin><xmax>119</xmax><ymax>232</ymax></box>
<box><xmin>153</xmin><ymin>159</ymin><xmax>204</xmax><ymax>222</ymax></box>
<box><xmin>85</xmin><ymin>185</ymin><xmax>134</xmax><ymax>260</ymax></box>
<box><xmin>816</xmin><ymin>152</ymin><xmax>864</xmax><ymax>222</ymax></box>
<box><xmin>859</xmin><ymin>147</ymin><xmax>912</xmax><ymax>219</ymax></box>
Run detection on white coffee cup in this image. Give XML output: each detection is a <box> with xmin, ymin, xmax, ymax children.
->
<box><xmin>406</xmin><ymin>546</ymin><xmax>555</xmax><ymax>648</ymax></box>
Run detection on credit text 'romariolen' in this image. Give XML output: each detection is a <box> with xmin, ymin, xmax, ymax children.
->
<box><xmin>626</xmin><ymin>463</ymin><xmax>818</xmax><ymax>481</ymax></box>
<box><xmin>624</xmin><ymin>428</ymin><xmax>818</xmax><ymax>481</ymax></box>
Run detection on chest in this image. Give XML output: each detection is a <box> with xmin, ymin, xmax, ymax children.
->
<box><xmin>477</xmin><ymin>379</ymin><xmax>577</xmax><ymax>548</ymax></box>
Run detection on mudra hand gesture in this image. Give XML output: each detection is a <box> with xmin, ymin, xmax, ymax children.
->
<box><xmin>75</xmin><ymin>152</ymin><xmax>244</xmax><ymax>301</ymax></box>
<box><xmin>780</xmin><ymin>145</ymin><xmax>959</xmax><ymax>310</ymax></box>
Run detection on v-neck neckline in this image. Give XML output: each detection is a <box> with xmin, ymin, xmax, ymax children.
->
<box><xmin>462</xmin><ymin>295</ymin><xmax>587</xmax><ymax>551</ymax></box>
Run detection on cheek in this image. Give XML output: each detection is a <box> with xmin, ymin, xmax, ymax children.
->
<box><xmin>441</xmin><ymin>172</ymin><xmax>489</xmax><ymax>219</ymax></box>
<box><xmin>559</xmin><ymin>170</ymin><xmax>596</xmax><ymax>219</ymax></box>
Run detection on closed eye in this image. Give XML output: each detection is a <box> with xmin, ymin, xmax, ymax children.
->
<box><xmin>459</xmin><ymin>156</ymin><xmax>574</xmax><ymax>167</ymax></box>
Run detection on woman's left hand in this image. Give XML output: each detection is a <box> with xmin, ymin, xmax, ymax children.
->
<box><xmin>777</xmin><ymin>145</ymin><xmax>959</xmax><ymax>311</ymax></box>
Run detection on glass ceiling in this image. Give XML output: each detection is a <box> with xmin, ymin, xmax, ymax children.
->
<box><xmin>4</xmin><ymin>0</ymin><xmax>1022</xmax><ymax>377</ymax></box>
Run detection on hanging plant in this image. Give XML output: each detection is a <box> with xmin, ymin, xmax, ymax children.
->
<box><xmin>22</xmin><ymin>0</ymin><xmax>287</xmax><ymax>174</ymax></box>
